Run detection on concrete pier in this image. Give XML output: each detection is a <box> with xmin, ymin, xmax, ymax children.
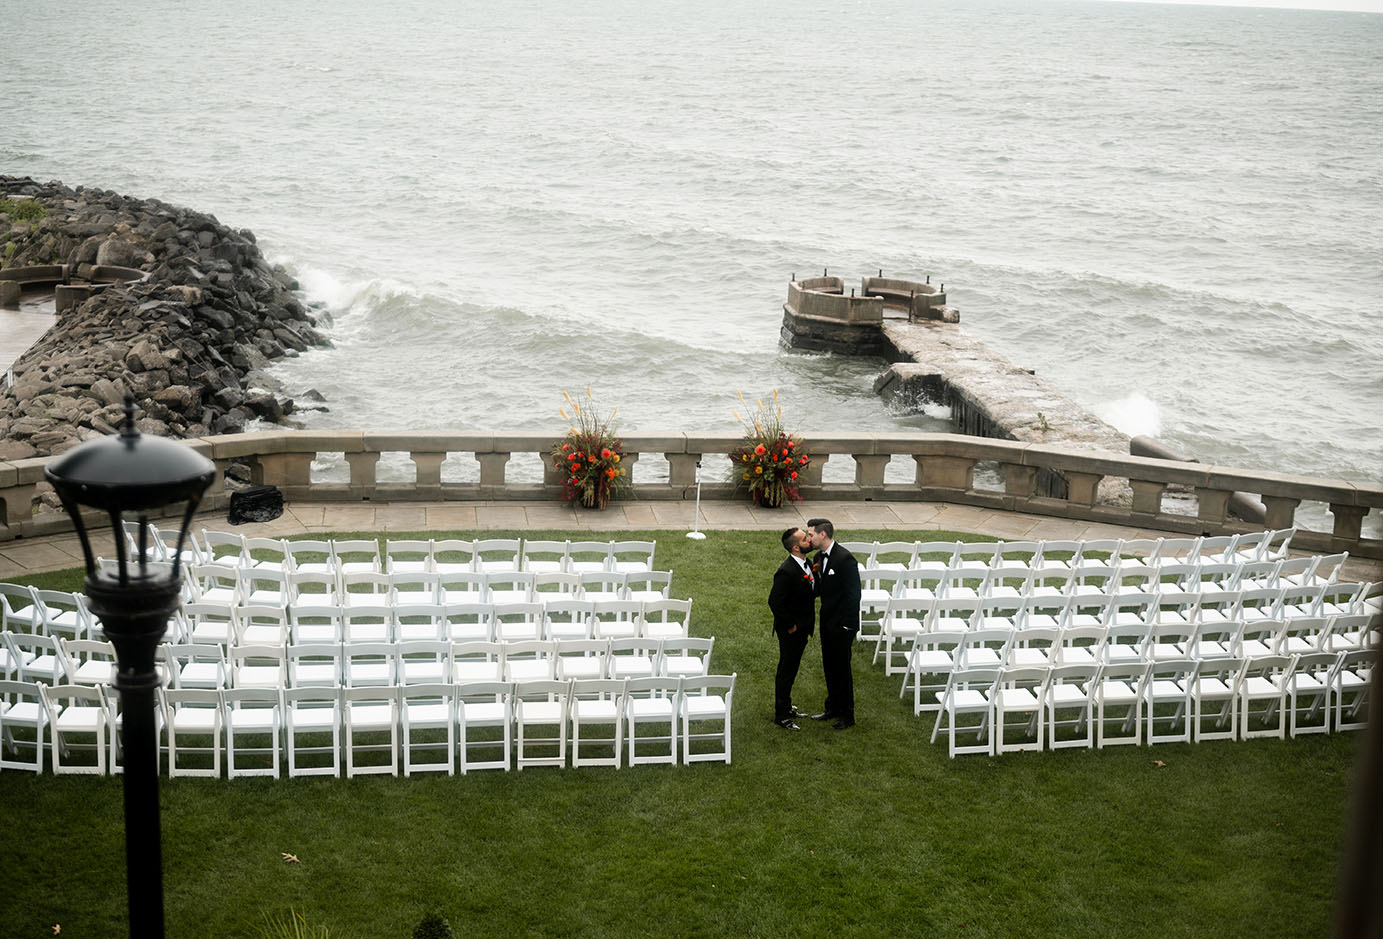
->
<box><xmin>784</xmin><ymin>273</ymin><xmax>1132</xmax><ymax>504</ymax></box>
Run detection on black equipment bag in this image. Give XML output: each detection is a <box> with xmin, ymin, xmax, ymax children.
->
<box><xmin>227</xmin><ymin>485</ymin><xmax>285</xmax><ymax>525</ymax></box>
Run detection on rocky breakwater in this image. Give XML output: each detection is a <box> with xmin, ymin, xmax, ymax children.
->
<box><xmin>0</xmin><ymin>176</ymin><xmax>330</xmax><ymax>462</ymax></box>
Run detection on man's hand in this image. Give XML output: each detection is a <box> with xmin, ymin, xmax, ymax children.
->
<box><xmin>788</xmin><ymin>624</ymin><xmax>798</xmax><ymax>634</ymax></box>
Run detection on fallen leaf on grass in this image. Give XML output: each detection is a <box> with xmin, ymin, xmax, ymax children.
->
<box><xmin>52</xmin><ymin>926</ymin><xmax>61</xmax><ymax>935</ymax></box>
<box><xmin>281</xmin><ymin>853</ymin><xmax>300</xmax><ymax>863</ymax></box>
<box><xmin>1153</xmin><ymin>760</ymin><xmax>1167</xmax><ymax>768</ymax></box>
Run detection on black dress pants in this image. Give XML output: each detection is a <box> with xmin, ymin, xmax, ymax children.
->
<box><xmin>821</xmin><ymin>624</ymin><xmax>855</xmax><ymax>720</ymax></box>
<box><xmin>774</xmin><ymin>629</ymin><xmax>810</xmax><ymax>721</ymax></box>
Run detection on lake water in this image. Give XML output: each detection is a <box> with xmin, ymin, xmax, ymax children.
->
<box><xmin>4</xmin><ymin>0</ymin><xmax>1380</xmax><ymax>522</ymax></box>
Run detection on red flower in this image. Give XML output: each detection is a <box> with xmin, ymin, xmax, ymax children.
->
<box><xmin>799</xmin><ymin>456</ymin><xmax>808</xmax><ymax>465</ymax></box>
<box><xmin>754</xmin><ymin>444</ymin><xmax>766</xmax><ymax>456</ymax></box>
<box><xmin>601</xmin><ymin>448</ymin><xmax>612</xmax><ymax>460</ymax></box>
<box><xmin>562</xmin><ymin>443</ymin><xmax>570</xmax><ymax>451</ymax></box>
<box><xmin>790</xmin><ymin>471</ymin><xmax>798</xmax><ymax>479</ymax></box>
<box><xmin>605</xmin><ymin>468</ymin><xmax>616</xmax><ymax>479</ymax></box>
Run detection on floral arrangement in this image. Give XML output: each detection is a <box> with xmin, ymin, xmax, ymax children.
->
<box><xmin>550</xmin><ymin>389</ymin><xmax>628</xmax><ymax>509</ymax></box>
<box><xmin>732</xmin><ymin>390</ymin><xmax>810</xmax><ymax>507</ymax></box>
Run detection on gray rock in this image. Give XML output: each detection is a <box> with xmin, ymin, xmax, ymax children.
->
<box><xmin>96</xmin><ymin>236</ymin><xmax>141</xmax><ymax>267</ymax></box>
<box><xmin>88</xmin><ymin>378</ymin><xmax>128</xmax><ymax>406</ymax></box>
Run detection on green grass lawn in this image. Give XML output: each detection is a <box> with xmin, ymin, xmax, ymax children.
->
<box><xmin>1</xmin><ymin>527</ymin><xmax>1361</xmax><ymax>938</ymax></box>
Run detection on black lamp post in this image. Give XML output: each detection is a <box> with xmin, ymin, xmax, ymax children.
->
<box><xmin>45</xmin><ymin>396</ymin><xmax>216</xmax><ymax>939</ymax></box>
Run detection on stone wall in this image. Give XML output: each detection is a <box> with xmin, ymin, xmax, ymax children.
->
<box><xmin>0</xmin><ymin>177</ymin><xmax>330</xmax><ymax>465</ymax></box>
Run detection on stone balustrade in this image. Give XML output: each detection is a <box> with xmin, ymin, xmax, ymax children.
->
<box><xmin>1</xmin><ymin>430</ymin><xmax>1379</xmax><ymax>559</ymax></box>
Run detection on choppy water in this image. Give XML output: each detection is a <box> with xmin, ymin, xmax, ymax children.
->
<box><xmin>4</xmin><ymin>0</ymin><xmax>1381</xmax><ymax>512</ymax></box>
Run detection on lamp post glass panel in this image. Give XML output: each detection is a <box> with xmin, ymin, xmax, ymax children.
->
<box><xmin>44</xmin><ymin>397</ymin><xmax>215</xmax><ymax>939</ymax></box>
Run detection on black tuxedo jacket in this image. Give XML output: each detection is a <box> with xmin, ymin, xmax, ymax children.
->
<box><xmin>815</xmin><ymin>543</ymin><xmax>861</xmax><ymax>633</ymax></box>
<box><xmin>769</xmin><ymin>554</ymin><xmax>816</xmax><ymax>637</ymax></box>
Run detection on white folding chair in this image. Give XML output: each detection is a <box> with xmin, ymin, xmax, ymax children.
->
<box><xmin>230</xmin><ymin>644</ymin><xmax>286</xmax><ymax>691</ymax></box>
<box><xmin>0</xmin><ymin>678</ymin><xmax>49</xmax><ymax>771</ymax></box>
<box><xmin>521</xmin><ymin>540</ymin><xmax>569</xmax><ymax>575</ymax></box>
<box><xmin>288</xmin><ymin>603</ymin><xmax>344</xmax><ymax>644</ymax></box>
<box><xmin>457</xmin><ymin>680</ymin><xmax>512</xmax><ymax>772</ymax></box>
<box><xmin>394</xmin><ymin>603</ymin><xmax>446</xmax><ymax>642</ymax></box>
<box><xmin>288</xmin><ymin>570</ymin><xmax>340</xmax><ymax>606</ymax></box>
<box><xmin>444</xmin><ymin>601</ymin><xmax>494</xmax><ymax>643</ymax></box>
<box><xmin>514</xmin><ymin>678</ymin><xmax>570</xmax><ymax>770</ymax></box>
<box><xmin>431</xmin><ymin>539</ymin><xmax>476</xmax><ymax>575</ymax></box>
<box><xmin>223</xmin><ymin>686</ymin><xmax>282</xmax><ymax>778</ymax></box>
<box><xmin>1045</xmin><ymin>663</ymin><xmax>1100</xmax><ymax>750</ymax></box>
<box><xmin>876</xmin><ymin>595</ymin><xmax>929</xmax><ymax>674</ymax></box>
<box><xmin>543</xmin><ymin>598</ymin><xmax>595</xmax><ymax>641</ymax></box>
<box><xmin>930</xmin><ymin>666</ymin><xmax>1000</xmax><ymax>758</ymax></box>
<box><xmin>243</xmin><ymin>537</ymin><xmax>290</xmax><ymax>572</ymax></box>
<box><xmin>473</xmin><ymin>538</ymin><xmax>522</xmax><ymax>574</ymax></box>
<box><xmin>385</xmin><ymin>539</ymin><xmax>434</xmax><ymax>575</ymax></box>
<box><xmin>286</xmin><ymin>643</ymin><xmax>343</xmax><ymax>688</ymax></box>
<box><xmin>343</xmin><ymin>605</ymin><xmax>394</xmax><ymax>644</ymax></box>
<box><xmin>160</xmin><ymin>687</ymin><xmax>223</xmax><ymax>778</ymax></box>
<box><xmin>993</xmin><ymin>665</ymin><xmax>1050</xmax><ymax>755</ymax></box>
<box><xmin>608</xmin><ymin>637</ymin><xmax>659</xmax><ymax>681</ymax></box>
<box><xmin>0</xmin><ymin>584</ymin><xmax>38</xmax><ymax>632</ymax></box>
<box><xmin>58</xmin><ymin>638</ymin><xmax>117</xmax><ymax>686</ymax></box>
<box><xmin>451</xmin><ymin>641</ymin><xmax>504</xmax><ymax>683</ymax></box>
<box><xmin>660</xmin><ymin>637</ymin><xmax>715</xmax><ymax>679</ymax></box>
<box><xmin>502</xmin><ymin>640</ymin><xmax>557</xmax><ymax>683</ymax></box>
<box><xmin>493</xmin><ymin>601</ymin><xmax>543</xmax><ymax>643</ymax></box>
<box><xmin>486</xmin><ymin>571</ymin><xmax>536</xmax><ymax>606</ymax></box>
<box><xmin>610</xmin><ymin>540</ymin><xmax>656</xmax><ymax>575</ymax></box>
<box><xmin>332</xmin><ymin>539</ymin><xmax>382</xmax><ymax>579</ymax></box>
<box><xmin>1094</xmin><ymin>661</ymin><xmax>1149</xmax><ymax>748</ymax></box>
<box><xmin>680</xmin><ymin>673</ymin><xmax>735</xmax><ymax>765</ymax></box>
<box><xmin>625</xmin><ymin>675</ymin><xmax>679</xmax><ymax>766</ymax></box>
<box><xmin>283</xmin><ymin>686</ymin><xmax>342</xmax><ymax>778</ymax></box>
<box><xmin>1332</xmin><ymin>649</ymin><xmax>1372</xmax><ymax>732</ymax></box>
<box><xmin>41</xmin><ymin>683</ymin><xmax>110</xmax><ymax>774</ymax></box>
<box><xmin>344</xmin><ymin>685</ymin><xmax>399</xmax><ymax>777</ymax></box>
<box><xmin>201</xmin><ymin>530</ymin><xmax>249</xmax><ymax>566</ymax></box>
<box><xmin>30</xmin><ymin>590</ymin><xmax>92</xmax><ymax>641</ymax></box>
<box><xmin>1287</xmin><ymin>651</ymin><xmax>1339</xmax><ymax>737</ymax></box>
<box><xmin>570</xmin><ymin>678</ymin><xmax>625</xmax><ymax>768</ymax></box>
<box><xmin>1144</xmin><ymin>658</ymin><xmax>1197</xmax><ymax>745</ymax></box>
<box><xmin>640</xmin><ymin>598</ymin><xmax>692</xmax><ymax>642</ymax></box>
<box><xmin>390</xmin><ymin>572</ymin><xmax>441</xmax><ymax>607</ymax></box>
<box><xmin>343</xmin><ymin>642</ymin><xmax>396</xmax><ymax>688</ymax></box>
<box><xmin>567</xmin><ymin>541</ymin><xmax>614</xmax><ymax>575</ymax></box>
<box><xmin>592</xmin><ymin>600</ymin><xmax>642</xmax><ymax>641</ymax></box>
<box><xmin>579</xmin><ymin>571</ymin><xmax>627</xmax><ymax>605</ymax></box>
<box><xmin>283</xmin><ymin>539</ymin><xmax>334</xmax><ymax>576</ymax></box>
<box><xmin>398</xmin><ymin>640</ymin><xmax>452</xmax><ymax>685</ymax></box>
<box><xmin>1190</xmin><ymin>657</ymin><xmax>1244</xmax><ymax>742</ymax></box>
<box><xmin>625</xmin><ymin>571</ymin><xmax>673</xmax><ymax>604</ymax></box>
<box><xmin>903</xmin><ymin>629</ymin><xmax>965</xmax><ymax>716</ymax></box>
<box><xmin>401</xmin><ymin>682</ymin><xmax>455</xmax><ymax>776</ymax></box>
<box><xmin>234</xmin><ymin>605</ymin><xmax>290</xmax><ymax>646</ymax></box>
<box><xmin>1239</xmin><ymin>655</ymin><xmax>1293</xmax><ymax>740</ymax></box>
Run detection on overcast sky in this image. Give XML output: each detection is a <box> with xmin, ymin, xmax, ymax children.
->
<box><xmin>1085</xmin><ymin>0</ymin><xmax>1382</xmax><ymax>11</ymax></box>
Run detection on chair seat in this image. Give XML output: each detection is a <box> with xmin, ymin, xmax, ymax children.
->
<box><xmin>661</xmin><ymin>656</ymin><xmax>705</xmax><ymax>678</ymax></box>
<box><xmin>454</xmin><ymin>663</ymin><xmax>502</xmax><ymax>682</ymax></box>
<box><xmin>346</xmin><ymin>703</ymin><xmax>394</xmax><ymax>727</ymax></box>
<box><xmin>403</xmin><ymin>703</ymin><xmax>451</xmax><ymax>726</ymax></box>
<box><xmin>1098</xmin><ymin>681</ymin><xmax>1139</xmax><ymax>704</ymax></box>
<box><xmin>627</xmin><ymin>698</ymin><xmax>675</xmax><ymax>720</ymax></box>
<box><xmin>171</xmin><ymin>709</ymin><xmax>220</xmax><ymax>733</ymax></box>
<box><xmin>507</xmin><ymin>661</ymin><xmax>552</xmax><ymax>682</ymax></box>
<box><xmin>288</xmin><ymin>708</ymin><xmax>338</xmax><ymax>730</ymax></box>
<box><xmin>520</xmin><ymin>702</ymin><xmax>563</xmax><ymax>723</ymax></box>
<box><xmin>1242</xmin><ymin>677</ymin><xmax>1281</xmax><ymax>697</ymax></box>
<box><xmin>1194</xmin><ymin>678</ymin><xmax>1234</xmax><ymax>697</ymax></box>
<box><xmin>292</xmin><ymin>665</ymin><xmax>338</xmax><ymax>687</ymax></box>
<box><xmin>995</xmin><ymin>688</ymin><xmax>1039</xmax><ymax>709</ymax></box>
<box><xmin>558</xmin><ymin>659</ymin><xmax>603</xmax><ymax>680</ymax></box>
<box><xmin>400</xmin><ymin>663</ymin><xmax>447</xmax><ymax>684</ymax></box>
<box><xmin>228</xmin><ymin>709</ymin><xmax>277</xmax><ymax>732</ymax></box>
<box><xmin>1048</xmin><ymin>685</ymin><xmax>1090</xmax><ymax>706</ymax></box>
<box><xmin>460</xmin><ymin>702</ymin><xmax>507</xmax><ymax>724</ymax></box>
<box><xmin>947</xmin><ymin>690</ymin><xmax>990</xmax><ymax>710</ymax></box>
<box><xmin>56</xmin><ymin>706</ymin><xmax>104</xmax><ymax>732</ymax></box>
<box><xmin>573</xmin><ymin>701</ymin><xmax>619</xmax><ymax>722</ymax></box>
<box><xmin>684</xmin><ymin>696</ymin><xmax>727</xmax><ymax>719</ymax></box>
<box><xmin>610</xmin><ymin>657</ymin><xmax>654</xmax><ymax>679</ymax></box>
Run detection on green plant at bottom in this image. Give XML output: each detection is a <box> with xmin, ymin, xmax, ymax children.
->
<box><xmin>412</xmin><ymin>911</ymin><xmax>457</xmax><ymax>939</ymax></box>
<box><xmin>2</xmin><ymin>198</ymin><xmax>46</xmax><ymax>221</ymax></box>
<box><xmin>253</xmin><ymin>908</ymin><xmax>342</xmax><ymax>938</ymax></box>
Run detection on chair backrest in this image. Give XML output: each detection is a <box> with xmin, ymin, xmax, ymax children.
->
<box><xmin>385</xmin><ymin>539</ymin><xmax>434</xmax><ymax>574</ymax></box>
<box><xmin>871</xmin><ymin>541</ymin><xmax>920</xmax><ymax>570</ymax></box>
<box><xmin>202</xmin><ymin>530</ymin><xmax>248</xmax><ymax>565</ymax></box>
<box><xmin>680</xmin><ymin>673</ymin><xmax>735</xmax><ymax>701</ymax></box>
<box><xmin>0</xmin><ymin>584</ymin><xmax>38</xmax><ymax>631</ymax></box>
<box><xmin>567</xmin><ymin>541</ymin><xmax>614</xmax><ymax>573</ymax></box>
<box><xmin>332</xmin><ymin>539</ymin><xmax>382</xmax><ymax>572</ymax></box>
<box><xmin>501</xmin><ymin>640</ymin><xmax>556</xmax><ymax>680</ymax></box>
<box><xmin>244</xmin><ymin>537</ymin><xmax>289</xmax><ymax>570</ymax></box>
<box><xmin>555</xmin><ymin>638</ymin><xmax>610</xmax><ymax>679</ymax></box>
<box><xmin>431</xmin><ymin>539</ymin><xmax>476</xmax><ymax>573</ymax></box>
<box><xmin>288</xmin><ymin>604</ymin><xmax>345</xmax><ymax>643</ymax></box>
<box><xmin>287</xmin><ymin>643</ymin><xmax>343</xmax><ymax>687</ymax></box>
<box><xmin>390</xmin><ymin>571</ymin><xmax>441</xmax><ymax>604</ymax></box>
<box><xmin>473</xmin><ymin>538</ymin><xmax>522</xmax><ymax>572</ymax></box>
<box><xmin>520</xmin><ymin>540</ymin><xmax>570</xmax><ymax>573</ymax></box>
<box><xmin>640</xmin><ymin>598</ymin><xmax>692</xmax><ymax>637</ymax></box>
<box><xmin>284</xmin><ymin>540</ymin><xmax>334</xmax><ymax>573</ymax></box>
<box><xmin>610</xmin><ymin>540</ymin><xmax>656</xmax><ymax>572</ymax></box>
<box><xmin>533</xmin><ymin>572</ymin><xmax>581</xmax><ymax>596</ymax></box>
<box><xmin>542</xmin><ymin>599</ymin><xmax>594</xmax><ymax>639</ymax></box>
<box><xmin>289</xmin><ymin>570</ymin><xmax>339</xmax><ymax>604</ymax></box>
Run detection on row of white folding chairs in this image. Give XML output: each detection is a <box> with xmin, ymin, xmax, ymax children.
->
<box><xmin>0</xmin><ymin>584</ymin><xmax>95</xmax><ymax>639</ymax></box>
<box><xmin>871</xmin><ymin>588</ymin><xmax>1380</xmax><ymax>674</ymax></box>
<box><xmin>896</xmin><ymin>613</ymin><xmax>1379</xmax><ymax>712</ymax></box>
<box><xmin>170</xmin><ymin>598</ymin><xmax>693</xmax><ymax>646</ymax></box>
<box><xmin>860</xmin><ymin>558</ymin><xmax>1358</xmax><ymax>619</ymax></box>
<box><xmin>928</xmin><ymin>649</ymin><xmax>1372</xmax><ymax>758</ymax></box>
<box><xmin>4</xmin><ymin>633</ymin><xmax>716</xmax><ymax>691</ymax></box>
<box><xmin>844</xmin><ymin>529</ymin><xmax>1296</xmax><ymax>577</ymax></box>
<box><xmin>0</xmin><ymin>675</ymin><xmax>735</xmax><ymax>776</ymax></box>
<box><xmin>164</xmin><ymin>529</ymin><xmax>658</xmax><ymax>577</ymax></box>
<box><xmin>182</xmin><ymin>565</ymin><xmax>674</xmax><ymax>608</ymax></box>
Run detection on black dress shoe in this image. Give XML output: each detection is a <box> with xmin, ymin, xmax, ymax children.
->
<box><xmin>775</xmin><ymin>718</ymin><xmax>802</xmax><ymax>731</ymax></box>
<box><xmin>788</xmin><ymin>705</ymin><xmax>808</xmax><ymax>719</ymax></box>
<box><xmin>831</xmin><ymin>718</ymin><xmax>856</xmax><ymax>730</ymax></box>
<box><xmin>810</xmin><ymin>711</ymin><xmax>835</xmax><ymax>721</ymax></box>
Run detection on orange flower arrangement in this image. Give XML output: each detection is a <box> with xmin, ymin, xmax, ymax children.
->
<box><xmin>550</xmin><ymin>389</ymin><xmax>628</xmax><ymax>509</ymax></box>
<box><xmin>731</xmin><ymin>390</ymin><xmax>810</xmax><ymax>507</ymax></box>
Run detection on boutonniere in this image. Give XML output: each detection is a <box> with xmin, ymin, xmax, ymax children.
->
<box><xmin>803</xmin><ymin>570</ymin><xmax>812</xmax><ymax>582</ymax></box>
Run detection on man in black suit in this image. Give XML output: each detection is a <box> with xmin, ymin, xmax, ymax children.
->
<box><xmin>807</xmin><ymin>517</ymin><xmax>860</xmax><ymax>730</ymax></box>
<box><xmin>768</xmin><ymin>527</ymin><xmax>815</xmax><ymax>731</ymax></box>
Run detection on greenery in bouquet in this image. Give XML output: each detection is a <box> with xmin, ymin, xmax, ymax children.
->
<box><xmin>732</xmin><ymin>390</ymin><xmax>810</xmax><ymax>507</ymax></box>
<box><xmin>550</xmin><ymin>388</ymin><xmax>628</xmax><ymax>509</ymax></box>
